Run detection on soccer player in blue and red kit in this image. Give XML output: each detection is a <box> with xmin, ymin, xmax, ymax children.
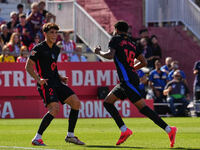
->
<box><xmin>95</xmin><ymin>21</ymin><xmax>177</xmax><ymax>147</ymax></box>
<box><xmin>25</xmin><ymin>23</ymin><xmax>85</xmax><ymax>146</ymax></box>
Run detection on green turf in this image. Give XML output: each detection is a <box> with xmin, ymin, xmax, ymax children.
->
<box><xmin>0</xmin><ymin>118</ymin><xmax>200</xmax><ymax>150</ymax></box>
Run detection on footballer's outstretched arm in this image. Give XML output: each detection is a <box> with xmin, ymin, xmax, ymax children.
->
<box><xmin>134</xmin><ymin>54</ymin><xmax>147</xmax><ymax>70</ymax></box>
<box><xmin>94</xmin><ymin>46</ymin><xmax>116</xmax><ymax>60</ymax></box>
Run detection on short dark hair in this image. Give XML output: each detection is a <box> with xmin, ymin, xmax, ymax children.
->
<box><xmin>19</xmin><ymin>13</ymin><xmax>26</xmax><ymax>18</ymax></box>
<box><xmin>39</xmin><ymin>1</ymin><xmax>45</xmax><ymax>6</ymax></box>
<box><xmin>42</xmin><ymin>23</ymin><xmax>59</xmax><ymax>33</ymax></box>
<box><xmin>139</xmin><ymin>29</ymin><xmax>148</xmax><ymax>35</ymax></box>
<box><xmin>17</xmin><ymin>4</ymin><xmax>24</xmax><ymax>9</ymax></box>
<box><xmin>114</xmin><ymin>20</ymin><xmax>129</xmax><ymax>32</ymax></box>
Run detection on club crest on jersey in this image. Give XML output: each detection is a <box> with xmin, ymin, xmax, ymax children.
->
<box><xmin>31</xmin><ymin>51</ymin><xmax>37</xmax><ymax>56</ymax></box>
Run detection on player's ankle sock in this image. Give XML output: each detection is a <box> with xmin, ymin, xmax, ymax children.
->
<box><xmin>120</xmin><ymin>125</ymin><xmax>127</xmax><ymax>132</ymax></box>
<box><xmin>68</xmin><ymin>109</ymin><xmax>79</xmax><ymax>133</ymax></box>
<box><xmin>103</xmin><ymin>102</ymin><xmax>125</xmax><ymax>129</ymax></box>
<box><xmin>165</xmin><ymin>126</ymin><xmax>171</xmax><ymax>133</ymax></box>
<box><xmin>34</xmin><ymin>133</ymin><xmax>42</xmax><ymax>140</ymax></box>
<box><xmin>139</xmin><ymin>106</ymin><xmax>168</xmax><ymax>130</ymax></box>
<box><xmin>37</xmin><ymin>113</ymin><xmax>54</xmax><ymax>135</ymax></box>
<box><xmin>67</xmin><ymin>132</ymin><xmax>74</xmax><ymax>137</ymax></box>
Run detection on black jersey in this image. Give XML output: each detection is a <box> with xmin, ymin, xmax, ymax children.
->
<box><xmin>29</xmin><ymin>41</ymin><xmax>61</xmax><ymax>86</ymax></box>
<box><xmin>109</xmin><ymin>34</ymin><xmax>142</xmax><ymax>83</ymax></box>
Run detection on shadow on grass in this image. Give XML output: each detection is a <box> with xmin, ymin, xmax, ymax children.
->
<box><xmin>85</xmin><ymin>145</ymin><xmax>200</xmax><ymax>150</ymax></box>
<box><xmin>85</xmin><ymin>145</ymin><xmax>144</xmax><ymax>149</ymax></box>
<box><xmin>173</xmin><ymin>148</ymin><xmax>200</xmax><ymax>150</ymax></box>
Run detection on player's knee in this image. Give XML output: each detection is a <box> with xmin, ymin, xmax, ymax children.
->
<box><xmin>104</xmin><ymin>97</ymin><xmax>115</xmax><ymax>104</ymax></box>
<box><xmin>104</xmin><ymin>93</ymin><xmax>117</xmax><ymax>104</ymax></box>
<box><xmin>134</xmin><ymin>98</ymin><xmax>147</xmax><ymax>110</ymax></box>
<box><xmin>50</xmin><ymin>105</ymin><xmax>60</xmax><ymax>116</ymax></box>
<box><xmin>104</xmin><ymin>96</ymin><xmax>109</xmax><ymax>103</ymax></box>
<box><xmin>104</xmin><ymin>97</ymin><xmax>112</xmax><ymax>103</ymax></box>
<box><xmin>73</xmin><ymin>100</ymin><xmax>81</xmax><ymax>110</ymax></box>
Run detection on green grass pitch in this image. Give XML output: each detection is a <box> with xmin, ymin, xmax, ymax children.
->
<box><xmin>0</xmin><ymin>117</ymin><xmax>200</xmax><ymax>150</ymax></box>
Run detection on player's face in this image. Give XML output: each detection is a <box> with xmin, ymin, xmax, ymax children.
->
<box><xmin>46</xmin><ymin>29</ymin><xmax>58</xmax><ymax>44</ymax></box>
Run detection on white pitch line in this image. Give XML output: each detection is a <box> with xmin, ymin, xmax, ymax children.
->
<box><xmin>0</xmin><ymin>146</ymin><xmax>58</xmax><ymax>150</ymax></box>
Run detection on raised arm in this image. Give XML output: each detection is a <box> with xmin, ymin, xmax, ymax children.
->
<box><xmin>26</xmin><ymin>12</ymin><xmax>34</xmax><ymax>22</ymax></box>
<box><xmin>94</xmin><ymin>46</ymin><xmax>116</xmax><ymax>60</ymax></box>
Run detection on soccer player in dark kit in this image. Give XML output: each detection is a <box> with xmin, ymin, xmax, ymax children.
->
<box><xmin>94</xmin><ymin>21</ymin><xmax>177</xmax><ymax>148</ymax></box>
<box><xmin>25</xmin><ymin>23</ymin><xmax>85</xmax><ymax>146</ymax></box>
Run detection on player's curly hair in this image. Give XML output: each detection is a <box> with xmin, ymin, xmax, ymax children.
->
<box><xmin>42</xmin><ymin>23</ymin><xmax>59</xmax><ymax>33</ymax></box>
<box><xmin>114</xmin><ymin>20</ymin><xmax>129</xmax><ymax>32</ymax></box>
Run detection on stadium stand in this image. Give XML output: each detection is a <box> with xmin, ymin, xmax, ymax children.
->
<box><xmin>76</xmin><ymin>0</ymin><xmax>200</xmax><ymax>115</ymax></box>
<box><xmin>0</xmin><ymin>0</ymin><xmax>200</xmax><ymax>117</ymax></box>
<box><xmin>77</xmin><ymin>0</ymin><xmax>200</xmax><ymax>90</ymax></box>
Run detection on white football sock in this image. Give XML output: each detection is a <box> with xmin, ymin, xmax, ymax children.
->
<box><xmin>34</xmin><ymin>133</ymin><xmax>42</xmax><ymax>140</ymax></box>
<box><xmin>120</xmin><ymin>125</ymin><xmax>127</xmax><ymax>132</ymax></box>
<box><xmin>67</xmin><ymin>132</ymin><xmax>74</xmax><ymax>137</ymax></box>
<box><xmin>165</xmin><ymin>126</ymin><xmax>171</xmax><ymax>133</ymax></box>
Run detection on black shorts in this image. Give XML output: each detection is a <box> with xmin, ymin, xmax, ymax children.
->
<box><xmin>112</xmin><ymin>81</ymin><xmax>142</xmax><ymax>103</ymax></box>
<box><xmin>38</xmin><ymin>83</ymin><xmax>75</xmax><ymax>107</ymax></box>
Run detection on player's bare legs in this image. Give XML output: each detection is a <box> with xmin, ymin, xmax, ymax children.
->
<box><xmin>134</xmin><ymin>98</ymin><xmax>177</xmax><ymax>148</ymax></box>
<box><xmin>104</xmin><ymin>92</ymin><xmax>119</xmax><ymax>104</ymax></box>
<box><xmin>47</xmin><ymin>102</ymin><xmax>60</xmax><ymax>116</ymax></box>
<box><xmin>32</xmin><ymin>102</ymin><xmax>59</xmax><ymax>146</ymax></box>
<box><xmin>64</xmin><ymin>94</ymin><xmax>80</xmax><ymax>110</ymax></box>
<box><xmin>64</xmin><ymin>94</ymin><xmax>85</xmax><ymax>145</ymax></box>
<box><xmin>104</xmin><ymin>92</ymin><xmax>133</xmax><ymax>145</ymax></box>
